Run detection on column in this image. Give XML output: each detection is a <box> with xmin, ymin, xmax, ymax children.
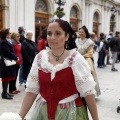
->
<box><xmin>85</xmin><ymin>3</ymin><xmax>89</xmax><ymax>28</ymax></box>
<box><xmin>9</xmin><ymin>0</ymin><xmax>17</xmax><ymax>31</ymax></box>
<box><xmin>17</xmin><ymin>0</ymin><xmax>25</xmax><ymax>28</ymax></box>
<box><xmin>24</xmin><ymin>0</ymin><xmax>35</xmax><ymax>41</ymax></box>
<box><xmin>116</xmin><ymin>10</ymin><xmax>120</xmax><ymax>32</ymax></box>
<box><xmin>88</xmin><ymin>3</ymin><xmax>93</xmax><ymax>33</ymax></box>
<box><xmin>104</xmin><ymin>6</ymin><xmax>108</xmax><ymax>34</ymax></box>
<box><xmin>81</xmin><ymin>0</ymin><xmax>85</xmax><ymax>25</ymax></box>
<box><xmin>101</xmin><ymin>5</ymin><xmax>105</xmax><ymax>33</ymax></box>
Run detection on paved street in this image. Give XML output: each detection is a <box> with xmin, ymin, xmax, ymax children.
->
<box><xmin>0</xmin><ymin>52</ymin><xmax>120</xmax><ymax>120</ymax></box>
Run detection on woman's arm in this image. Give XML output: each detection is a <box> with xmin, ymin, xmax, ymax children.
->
<box><xmin>85</xmin><ymin>95</ymin><xmax>99</xmax><ymax>120</ymax></box>
<box><xmin>19</xmin><ymin>92</ymin><xmax>37</xmax><ymax>119</ymax></box>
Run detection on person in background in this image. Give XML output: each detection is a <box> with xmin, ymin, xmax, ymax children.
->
<box><xmin>19</xmin><ymin>19</ymin><xmax>99</xmax><ymax>120</ymax></box>
<box><xmin>21</xmin><ymin>30</ymin><xmax>37</xmax><ymax>84</ymax></box>
<box><xmin>110</xmin><ymin>31</ymin><xmax>120</xmax><ymax>71</ymax></box>
<box><xmin>0</xmin><ymin>28</ymin><xmax>18</xmax><ymax>99</ymax></box>
<box><xmin>97</xmin><ymin>37</ymin><xmax>106</xmax><ymax>68</ymax></box>
<box><xmin>18</xmin><ymin>26</ymin><xmax>26</xmax><ymax>86</ymax></box>
<box><xmin>117</xmin><ymin>33</ymin><xmax>120</xmax><ymax>62</ymax></box>
<box><xmin>8</xmin><ymin>33</ymin><xmax>22</xmax><ymax>94</ymax></box>
<box><xmin>76</xmin><ymin>26</ymin><xmax>101</xmax><ymax>96</ymax></box>
<box><xmin>37</xmin><ymin>28</ymin><xmax>47</xmax><ymax>52</ymax></box>
<box><xmin>90</xmin><ymin>32</ymin><xmax>98</xmax><ymax>52</ymax></box>
<box><xmin>105</xmin><ymin>32</ymin><xmax>113</xmax><ymax>65</ymax></box>
<box><xmin>18</xmin><ymin>26</ymin><xmax>26</xmax><ymax>43</ymax></box>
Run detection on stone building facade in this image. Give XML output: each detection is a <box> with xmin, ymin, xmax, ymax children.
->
<box><xmin>0</xmin><ymin>0</ymin><xmax>120</xmax><ymax>42</ymax></box>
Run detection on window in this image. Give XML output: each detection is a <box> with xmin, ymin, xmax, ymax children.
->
<box><xmin>35</xmin><ymin>0</ymin><xmax>47</xmax><ymax>12</ymax></box>
<box><xmin>70</xmin><ymin>6</ymin><xmax>78</xmax><ymax>18</ymax></box>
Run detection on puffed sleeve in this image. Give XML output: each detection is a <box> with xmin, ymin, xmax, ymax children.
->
<box><xmin>72</xmin><ymin>53</ymin><xmax>96</xmax><ymax>97</ymax></box>
<box><xmin>25</xmin><ymin>54</ymin><xmax>40</xmax><ymax>94</ymax></box>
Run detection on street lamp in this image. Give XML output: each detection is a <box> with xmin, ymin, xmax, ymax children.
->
<box><xmin>110</xmin><ymin>6</ymin><xmax>117</xmax><ymax>32</ymax></box>
<box><xmin>55</xmin><ymin>0</ymin><xmax>66</xmax><ymax>6</ymax></box>
<box><xmin>111</xmin><ymin>6</ymin><xmax>117</xmax><ymax>20</ymax></box>
<box><xmin>54</xmin><ymin>0</ymin><xmax>66</xmax><ymax>19</ymax></box>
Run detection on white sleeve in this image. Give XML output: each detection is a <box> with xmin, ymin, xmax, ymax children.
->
<box><xmin>25</xmin><ymin>54</ymin><xmax>40</xmax><ymax>94</ymax></box>
<box><xmin>72</xmin><ymin>54</ymin><xmax>96</xmax><ymax>97</ymax></box>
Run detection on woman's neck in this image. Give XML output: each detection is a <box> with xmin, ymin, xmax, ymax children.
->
<box><xmin>51</xmin><ymin>47</ymin><xmax>65</xmax><ymax>56</ymax></box>
<box><xmin>81</xmin><ymin>37</ymin><xmax>85</xmax><ymax>40</ymax></box>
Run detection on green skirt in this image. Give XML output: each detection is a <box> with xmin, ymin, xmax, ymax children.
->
<box><xmin>31</xmin><ymin>101</ymin><xmax>89</xmax><ymax>120</ymax></box>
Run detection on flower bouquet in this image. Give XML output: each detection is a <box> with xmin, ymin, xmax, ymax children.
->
<box><xmin>54</xmin><ymin>10</ymin><xmax>65</xmax><ymax>19</ymax></box>
<box><xmin>0</xmin><ymin>112</ymin><xmax>22</xmax><ymax>120</ymax></box>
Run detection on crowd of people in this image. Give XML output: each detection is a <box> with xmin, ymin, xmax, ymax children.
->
<box><xmin>0</xmin><ymin>27</ymin><xmax>38</xmax><ymax>99</ymax></box>
<box><xmin>92</xmin><ymin>31</ymin><xmax>120</xmax><ymax>71</ymax></box>
<box><xmin>0</xmin><ymin>18</ymin><xmax>120</xmax><ymax>120</ymax></box>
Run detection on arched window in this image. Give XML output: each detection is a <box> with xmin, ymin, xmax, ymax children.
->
<box><xmin>110</xmin><ymin>16</ymin><xmax>116</xmax><ymax>32</ymax></box>
<box><xmin>70</xmin><ymin>6</ymin><xmax>78</xmax><ymax>31</ymax></box>
<box><xmin>70</xmin><ymin>6</ymin><xmax>78</xmax><ymax>18</ymax></box>
<box><xmin>35</xmin><ymin>0</ymin><xmax>47</xmax><ymax>12</ymax></box>
<box><xmin>93</xmin><ymin>12</ymin><xmax>99</xmax><ymax>22</ymax></box>
<box><xmin>35</xmin><ymin>0</ymin><xmax>49</xmax><ymax>43</ymax></box>
<box><xmin>93</xmin><ymin>12</ymin><xmax>99</xmax><ymax>36</ymax></box>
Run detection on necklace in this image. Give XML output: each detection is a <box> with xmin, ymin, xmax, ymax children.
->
<box><xmin>51</xmin><ymin>49</ymin><xmax>65</xmax><ymax>61</ymax></box>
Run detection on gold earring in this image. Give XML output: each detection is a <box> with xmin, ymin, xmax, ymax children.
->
<box><xmin>66</xmin><ymin>42</ymin><xmax>67</xmax><ymax>49</ymax></box>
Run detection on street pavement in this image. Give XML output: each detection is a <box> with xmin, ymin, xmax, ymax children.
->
<box><xmin>0</xmin><ymin>52</ymin><xmax>120</xmax><ymax>120</ymax></box>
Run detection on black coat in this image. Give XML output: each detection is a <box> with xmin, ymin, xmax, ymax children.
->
<box><xmin>0</xmin><ymin>39</ymin><xmax>18</xmax><ymax>79</ymax></box>
<box><xmin>21</xmin><ymin>39</ymin><xmax>37</xmax><ymax>80</ymax></box>
<box><xmin>19</xmin><ymin>34</ymin><xmax>25</xmax><ymax>43</ymax></box>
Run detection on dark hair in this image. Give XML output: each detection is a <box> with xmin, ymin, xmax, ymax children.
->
<box><xmin>48</xmin><ymin>19</ymin><xmax>77</xmax><ymax>50</ymax></box>
<box><xmin>0</xmin><ymin>28</ymin><xmax>9</xmax><ymax>39</ymax></box>
<box><xmin>41</xmin><ymin>28</ymin><xmax>47</xmax><ymax>39</ymax></box>
<box><xmin>115</xmin><ymin>31</ymin><xmax>120</xmax><ymax>37</ymax></box>
<box><xmin>18</xmin><ymin>26</ymin><xmax>24</xmax><ymax>34</ymax></box>
<box><xmin>79</xmin><ymin>26</ymin><xmax>90</xmax><ymax>38</ymax></box>
<box><xmin>100</xmin><ymin>32</ymin><xmax>104</xmax><ymax>37</ymax></box>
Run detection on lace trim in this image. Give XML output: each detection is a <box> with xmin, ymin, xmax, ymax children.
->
<box><xmin>37</xmin><ymin>49</ymin><xmax>78</xmax><ymax>79</ymax></box>
<box><xmin>25</xmin><ymin>74</ymin><xmax>40</xmax><ymax>94</ymax></box>
<box><xmin>37</xmin><ymin>51</ymin><xmax>50</xmax><ymax>73</ymax></box>
<box><xmin>81</xmin><ymin>89</ymin><xmax>96</xmax><ymax>97</ymax></box>
<box><xmin>25</xmin><ymin>88</ymin><xmax>39</xmax><ymax>94</ymax></box>
<box><xmin>75</xmin><ymin>75</ymin><xmax>89</xmax><ymax>86</ymax></box>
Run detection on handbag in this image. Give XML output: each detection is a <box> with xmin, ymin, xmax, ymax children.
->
<box><xmin>4</xmin><ymin>57</ymin><xmax>16</xmax><ymax>66</ymax></box>
<box><xmin>0</xmin><ymin>47</ymin><xmax>16</xmax><ymax>66</ymax></box>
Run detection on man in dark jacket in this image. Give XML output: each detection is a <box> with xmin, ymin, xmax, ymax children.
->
<box><xmin>110</xmin><ymin>31</ymin><xmax>120</xmax><ymax>71</ymax></box>
<box><xmin>18</xmin><ymin>26</ymin><xmax>25</xmax><ymax>43</ymax></box>
<box><xmin>21</xmin><ymin>30</ymin><xmax>37</xmax><ymax>83</ymax></box>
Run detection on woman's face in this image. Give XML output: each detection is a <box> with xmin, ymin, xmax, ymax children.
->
<box><xmin>15</xmin><ymin>34</ymin><xmax>20</xmax><ymax>42</ymax></box>
<box><xmin>6</xmin><ymin>33</ymin><xmax>11</xmax><ymax>39</ymax></box>
<box><xmin>79</xmin><ymin>29</ymin><xmax>86</xmax><ymax>39</ymax></box>
<box><xmin>26</xmin><ymin>33</ymin><xmax>33</xmax><ymax>40</ymax></box>
<box><xmin>47</xmin><ymin>22</ymin><xmax>68</xmax><ymax>50</ymax></box>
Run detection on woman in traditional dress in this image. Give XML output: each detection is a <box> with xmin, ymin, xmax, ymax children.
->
<box><xmin>19</xmin><ymin>19</ymin><xmax>99</xmax><ymax>120</ymax></box>
<box><xmin>75</xmin><ymin>26</ymin><xmax>101</xmax><ymax>96</ymax></box>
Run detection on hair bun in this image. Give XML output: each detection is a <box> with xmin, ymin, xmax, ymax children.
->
<box><xmin>82</xmin><ymin>25</ymin><xmax>86</xmax><ymax>28</ymax></box>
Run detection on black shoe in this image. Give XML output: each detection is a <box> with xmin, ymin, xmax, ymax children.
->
<box><xmin>7</xmin><ymin>93</ymin><xmax>14</xmax><ymax>97</ymax></box>
<box><xmin>1</xmin><ymin>93</ymin><xmax>13</xmax><ymax>100</ymax></box>
<box><xmin>111</xmin><ymin>68</ymin><xmax>118</xmax><ymax>71</ymax></box>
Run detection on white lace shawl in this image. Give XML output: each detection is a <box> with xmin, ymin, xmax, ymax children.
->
<box><xmin>75</xmin><ymin>38</ymin><xmax>94</xmax><ymax>55</ymax></box>
<box><xmin>25</xmin><ymin>48</ymin><xmax>96</xmax><ymax>97</ymax></box>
